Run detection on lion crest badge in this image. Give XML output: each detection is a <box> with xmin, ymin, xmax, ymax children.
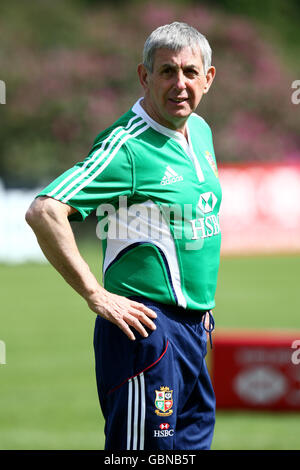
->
<box><xmin>155</xmin><ymin>386</ymin><xmax>173</xmax><ymax>416</ymax></box>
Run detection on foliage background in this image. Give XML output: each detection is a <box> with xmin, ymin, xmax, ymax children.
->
<box><xmin>1</xmin><ymin>0</ymin><xmax>300</xmax><ymax>451</ymax></box>
<box><xmin>1</xmin><ymin>0</ymin><xmax>299</xmax><ymax>188</ymax></box>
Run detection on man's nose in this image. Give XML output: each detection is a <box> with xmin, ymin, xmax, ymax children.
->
<box><xmin>173</xmin><ymin>71</ymin><xmax>186</xmax><ymax>90</ymax></box>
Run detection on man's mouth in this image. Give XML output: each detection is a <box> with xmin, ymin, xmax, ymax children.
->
<box><xmin>169</xmin><ymin>97</ymin><xmax>188</xmax><ymax>103</ymax></box>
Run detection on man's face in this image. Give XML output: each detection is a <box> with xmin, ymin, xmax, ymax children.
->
<box><xmin>138</xmin><ymin>46</ymin><xmax>215</xmax><ymax>133</ymax></box>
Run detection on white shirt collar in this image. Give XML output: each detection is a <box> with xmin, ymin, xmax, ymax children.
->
<box><xmin>131</xmin><ymin>98</ymin><xmax>205</xmax><ymax>182</ymax></box>
<box><xmin>132</xmin><ymin>98</ymin><xmax>190</xmax><ymax>145</ymax></box>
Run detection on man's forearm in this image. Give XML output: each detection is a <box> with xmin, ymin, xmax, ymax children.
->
<box><xmin>25</xmin><ymin>197</ymin><xmax>101</xmax><ymax>300</ymax></box>
<box><xmin>25</xmin><ymin>196</ymin><xmax>157</xmax><ymax>340</ymax></box>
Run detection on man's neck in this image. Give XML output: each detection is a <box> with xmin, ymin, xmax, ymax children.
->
<box><xmin>140</xmin><ymin>99</ymin><xmax>188</xmax><ymax>140</ymax></box>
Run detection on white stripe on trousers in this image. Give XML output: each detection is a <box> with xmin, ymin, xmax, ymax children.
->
<box><xmin>127</xmin><ymin>373</ymin><xmax>146</xmax><ymax>450</ymax></box>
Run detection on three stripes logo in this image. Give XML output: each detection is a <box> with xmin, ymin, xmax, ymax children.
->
<box><xmin>127</xmin><ymin>373</ymin><xmax>146</xmax><ymax>450</ymax></box>
<box><xmin>47</xmin><ymin>115</ymin><xmax>150</xmax><ymax>204</ymax></box>
<box><xmin>160</xmin><ymin>166</ymin><xmax>183</xmax><ymax>186</ymax></box>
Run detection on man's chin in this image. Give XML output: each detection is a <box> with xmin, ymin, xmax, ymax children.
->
<box><xmin>167</xmin><ymin>104</ymin><xmax>193</xmax><ymax>119</ymax></box>
<box><xmin>167</xmin><ymin>110</ymin><xmax>192</xmax><ymax>126</ymax></box>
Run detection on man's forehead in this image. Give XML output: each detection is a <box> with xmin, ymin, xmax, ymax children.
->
<box><xmin>153</xmin><ymin>46</ymin><xmax>203</xmax><ymax>68</ymax></box>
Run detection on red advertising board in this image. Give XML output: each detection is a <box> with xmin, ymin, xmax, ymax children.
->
<box><xmin>211</xmin><ymin>330</ymin><xmax>300</xmax><ymax>410</ymax></box>
<box><xmin>218</xmin><ymin>163</ymin><xmax>300</xmax><ymax>254</ymax></box>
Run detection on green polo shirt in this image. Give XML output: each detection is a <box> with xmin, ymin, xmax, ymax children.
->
<box><xmin>38</xmin><ymin>99</ymin><xmax>222</xmax><ymax>311</ymax></box>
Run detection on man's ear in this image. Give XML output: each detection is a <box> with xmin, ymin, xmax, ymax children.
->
<box><xmin>137</xmin><ymin>63</ymin><xmax>150</xmax><ymax>91</ymax></box>
<box><xmin>203</xmin><ymin>66</ymin><xmax>216</xmax><ymax>94</ymax></box>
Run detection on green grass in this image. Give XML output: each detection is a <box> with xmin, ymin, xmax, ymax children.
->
<box><xmin>0</xmin><ymin>242</ymin><xmax>299</xmax><ymax>450</ymax></box>
<box><xmin>214</xmin><ymin>254</ymin><xmax>300</xmax><ymax>329</ymax></box>
<box><xmin>213</xmin><ymin>411</ymin><xmax>300</xmax><ymax>450</ymax></box>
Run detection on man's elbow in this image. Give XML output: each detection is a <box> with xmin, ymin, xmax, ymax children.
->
<box><xmin>25</xmin><ymin>197</ymin><xmax>49</xmax><ymax>229</ymax></box>
<box><xmin>25</xmin><ymin>196</ymin><xmax>74</xmax><ymax>230</ymax></box>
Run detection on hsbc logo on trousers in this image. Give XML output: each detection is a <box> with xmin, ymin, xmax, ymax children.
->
<box><xmin>153</xmin><ymin>429</ymin><xmax>174</xmax><ymax>438</ymax></box>
<box><xmin>153</xmin><ymin>423</ymin><xmax>174</xmax><ymax>437</ymax></box>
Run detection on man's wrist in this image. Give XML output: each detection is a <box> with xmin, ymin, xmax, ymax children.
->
<box><xmin>83</xmin><ymin>284</ymin><xmax>107</xmax><ymax>304</ymax></box>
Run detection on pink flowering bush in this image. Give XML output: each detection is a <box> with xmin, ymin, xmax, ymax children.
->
<box><xmin>0</xmin><ymin>0</ymin><xmax>299</xmax><ymax>186</ymax></box>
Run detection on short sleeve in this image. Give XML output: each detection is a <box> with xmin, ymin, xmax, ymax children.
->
<box><xmin>37</xmin><ymin>140</ymin><xmax>133</xmax><ymax>221</ymax></box>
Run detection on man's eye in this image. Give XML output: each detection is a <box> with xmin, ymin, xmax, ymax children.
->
<box><xmin>162</xmin><ymin>68</ymin><xmax>172</xmax><ymax>75</ymax></box>
<box><xmin>185</xmin><ymin>69</ymin><xmax>198</xmax><ymax>77</ymax></box>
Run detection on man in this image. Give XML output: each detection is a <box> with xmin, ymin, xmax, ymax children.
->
<box><xmin>26</xmin><ymin>22</ymin><xmax>221</xmax><ymax>450</ymax></box>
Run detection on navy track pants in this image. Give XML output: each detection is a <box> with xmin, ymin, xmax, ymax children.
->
<box><xmin>93</xmin><ymin>297</ymin><xmax>216</xmax><ymax>450</ymax></box>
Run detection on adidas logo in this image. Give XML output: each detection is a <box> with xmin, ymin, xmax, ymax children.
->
<box><xmin>160</xmin><ymin>166</ymin><xmax>183</xmax><ymax>185</ymax></box>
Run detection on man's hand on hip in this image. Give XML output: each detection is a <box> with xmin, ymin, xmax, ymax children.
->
<box><xmin>86</xmin><ymin>290</ymin><xmax>157</xmax><ymax>341</ymax></box>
